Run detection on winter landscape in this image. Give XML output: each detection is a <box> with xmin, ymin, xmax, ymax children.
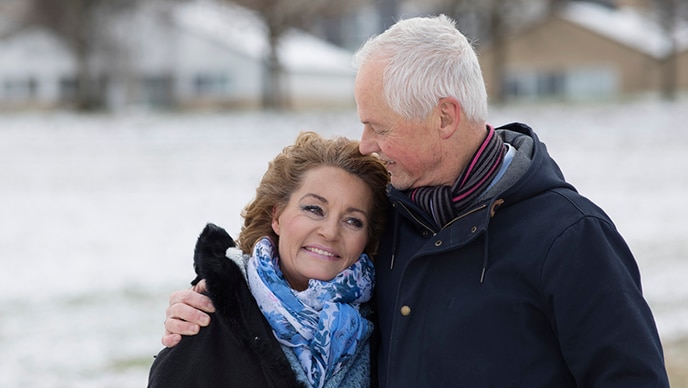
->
<box><xmin>1</xmin><ymin>99</ymin><xmax>687</xmax><ymax>387</ymax></box>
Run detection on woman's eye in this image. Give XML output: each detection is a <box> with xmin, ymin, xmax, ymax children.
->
<box><xmin>302</xmin><ymin>205</ymin><xmax>324</xmax><ymax>216</ymax></box>
<box><xmin>345</xmin><ymin>217</ymin><xmax>365</xmax><ymax>229</ymax></box>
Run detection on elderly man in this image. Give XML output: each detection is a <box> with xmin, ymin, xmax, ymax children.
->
<box><xmin>162</xmin><ymin>15</ymin><xmax>669</xmax><ymax>387</ymax></box>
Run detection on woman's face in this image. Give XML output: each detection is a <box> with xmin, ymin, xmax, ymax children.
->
<box><xmin>271</xmin><ymin>165</ymin><xmax>373</xmax><ymax>291</ymax></box>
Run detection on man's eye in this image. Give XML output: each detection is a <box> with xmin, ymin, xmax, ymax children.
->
<box><xmin>366</xmin><ymin>124</ymin><xmax>383</xmax><ymax>135</ymax></box>
<box><xmin>371</xmin><ymin>125</ymin><xmax>389</xmax><ymax>136</ymax></box>
<box><xmin>302</xmin><ymin>205</ymin><xmax>324</xmax><ymax>216</ymax></box>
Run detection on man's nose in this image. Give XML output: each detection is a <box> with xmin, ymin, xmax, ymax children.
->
<box><xmin>359</xmin><ymin>127</ymin><xmax>379</xmax><ymax>155</ymax></box>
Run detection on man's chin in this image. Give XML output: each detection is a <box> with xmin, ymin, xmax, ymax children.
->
<box><xmin>389</xmin><ymin>176</ymin><xmax>412</xmax><ymax>191</ymax></box>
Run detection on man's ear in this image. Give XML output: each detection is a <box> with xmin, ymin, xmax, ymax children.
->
<box><xmin>438</xmin><ymin>97</ymin><xmax>461</xmax><ymax>139</ymax></box>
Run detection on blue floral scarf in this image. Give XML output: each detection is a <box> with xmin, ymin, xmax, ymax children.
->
<box><xmin>247</xmin><ymin>237</ymin><xmax>375</xmax><ymax>388</ymax></box>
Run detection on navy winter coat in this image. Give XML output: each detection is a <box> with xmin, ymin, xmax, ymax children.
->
<box><xmin>374</xmin><ymin>123</ymin><xmax>669</xmax><ymax>387</ymax></box>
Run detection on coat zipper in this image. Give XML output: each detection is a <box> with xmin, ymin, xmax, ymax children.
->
<box><xmin>391</xmin><ymin>202</ymin><xmax>489</xmax><ymax>269</ymax></box>
<box><xmin>383</xmin><ymin>202</ymin><xmax>491</xmax><ymax>385</ymax></box>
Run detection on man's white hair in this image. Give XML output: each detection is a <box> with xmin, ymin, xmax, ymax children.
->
<box><xmin>353</xmin><ymin>14</ymin><xmax>488</xmax><ymax>123</ymax></box>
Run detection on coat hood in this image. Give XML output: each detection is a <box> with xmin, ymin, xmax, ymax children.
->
<box><xmin>491</xmin><ymin>122</ymin><xmax>576</xmax><ymax>205</ymax></box>
<box><xmin>387</xmin><ymin>122</ymin><xmax>575</xmax><ymax>228</ymax></box>
<box><xmin>383</xmin><ymin>122</ymin><xmax>577</xmax><ymax>281</ymax></box>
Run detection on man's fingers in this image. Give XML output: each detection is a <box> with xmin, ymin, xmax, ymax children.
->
<box><xmin>161</xmin><ymin>285</ymin><xmax>215</xmax><ymax>347</ymax></box>
<box><xmin>161</xmin><ymin>303</ymin><xmax>210</xmax><ymax>347</ymax></box>
<box><xmin>168</xmin><ymin>288</ymin><xmax>215</xmax><ymax>314</ymax></box>
<box><xmin>191</xmin><ymin>279</ymin><xmax>208</xmax><ymax>294</ymax></box>
<box><xmin>164</xmin><ymin>310</ymin><xmax>202</xmax><ymax>335</ymax></box>
<box><xmin>166</xmin><ymin>302</ymin><xmax>211</xmax><ymax>328</ymax></box>
<box><xmin>161</xmin><ymin>332</ymin><xmax>182</xmax><ymax>348</ymax></box>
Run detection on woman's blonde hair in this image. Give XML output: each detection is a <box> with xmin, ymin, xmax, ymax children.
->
<box><xmin>238</xmin><ymin>131</ymin><xmax>389</xmax><ymax>256</ymax></box>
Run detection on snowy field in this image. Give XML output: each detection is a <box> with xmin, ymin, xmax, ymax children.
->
<box><xmin>1</xmin><ymin>99</ymin><xmax>686</xmax><ymax>387</ymax></box>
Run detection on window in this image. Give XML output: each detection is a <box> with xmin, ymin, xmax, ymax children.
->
<box><xmin>142</xmin><ymin>75</ymin><xmax>173</xmax><ymax>107</ymax></box>
<box><xmin>193</xmin><ymin>73</ymin><xmax>229</xmax><ymax>96</ymax></box>
<box><xmin>2</xmin><ymin>77</ymin><xmax>38</xmax><ymax>101</ymax></box>
<box><xmin>504</xmin><ymin>66</ymin><xmax>618</xmax><ymax>100</ymax></box>
<box><xmin>59</xmin><ymin>77</ymin><xmax>78</xmax><ymax>100</ymax></box>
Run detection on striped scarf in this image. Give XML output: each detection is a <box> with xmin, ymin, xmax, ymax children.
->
<box><xmin>409</xmin><ymin>126</ymin><xmax>505</xmax><ymax>227</ymax></box>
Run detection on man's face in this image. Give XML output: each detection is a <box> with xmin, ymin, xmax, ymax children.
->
<box><xmin>354</xmin><ymin>62</ymin><xmax>444</xmax><ymax>191</ymax></box>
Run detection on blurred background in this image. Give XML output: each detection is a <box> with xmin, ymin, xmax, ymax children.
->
<box><xmin>0</xmin><ymin>0</ymin><xmax>687</xmax><ymax>387</ymax></box>
<box><xmin>1</xmin><ymin>0</ymin><xmax>687</xmax><ymax>111</ymax></box>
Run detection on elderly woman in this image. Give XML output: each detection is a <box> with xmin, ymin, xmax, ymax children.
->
<box><xmin>148</xmin><ymin>131</ymin><xmax>389</xmax><ymax>388</ymax></box>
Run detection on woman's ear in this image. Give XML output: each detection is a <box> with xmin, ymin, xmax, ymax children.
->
<box><xmin>271</xmin><ymin>206</ymin><xmax>281</xmax><ymax>235</ymax></box>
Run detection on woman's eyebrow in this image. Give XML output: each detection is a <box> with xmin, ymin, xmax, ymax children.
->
<box><xmin>300</xmin><ymin>193</ymin><xmax>369</xmax><ymax>217</ymax></box>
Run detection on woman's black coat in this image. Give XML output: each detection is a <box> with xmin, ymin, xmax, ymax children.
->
<box><xmin>147</xmin><ymin>223</ymin><xmax>302</xmax><ymax>388</ymax></box>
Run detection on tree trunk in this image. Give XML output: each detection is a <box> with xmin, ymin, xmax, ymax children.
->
<box><xmin>660</xmin><ymin>40</ymin><xmax>677</xmax><ymax>101</ymax></box>
<box><xmin>489</xmin><ymin>5</ymin><xmax>507</xmax><ymax>104</ymax></box>
<box><xmin>375</xmin><ymin>0</ymin><xmax>399</xmax><ymax>31</ymax></box>
<box><xmin>262</xmin><ymin>33</ymin><xmax>287</xmax><ymax>110</ymax></box>
<box><xmin>659</xmin><ymin>0</ymin><xmax>678</xmax><ymax>101</ymax></box>
<box><xmin>72</xmin><ymin>0</ymin><xmax>102</xmax><ymax>111</ymax></box>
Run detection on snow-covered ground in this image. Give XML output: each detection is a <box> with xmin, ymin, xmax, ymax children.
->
<box><xmin>1</xmin><ymin>100</ymin><xmax>686</xmax><ymax>387</ymax></box>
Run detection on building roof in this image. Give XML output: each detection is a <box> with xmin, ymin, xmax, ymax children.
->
<box><xmin>561</xmin><ymin>1</ymin><xmax>688</xmax><ymax>58</ymax></box>
<box><xmin>171</xmin><ymin>0</ymin><xmax>355</xmax><ymax>74</ymax></box>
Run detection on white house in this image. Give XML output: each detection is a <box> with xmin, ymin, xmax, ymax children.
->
<box><xmin>0</xmin><ymin>28</ymin><xmax>76</xmax><ymax>107</ymax></box>
<box><xmin>0</xmin><ymin>0</ymin><xmax>358</xmax><ymax>111</ymax></box>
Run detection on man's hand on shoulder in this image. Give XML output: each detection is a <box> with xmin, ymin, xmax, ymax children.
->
<box><xmin>162</xmin><ymin>280</ymin><xmax>215</xmax><ymax>347</ymax></box>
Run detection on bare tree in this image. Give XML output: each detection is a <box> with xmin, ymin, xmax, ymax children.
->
<box><xmin>0</xmin><ymin>0</ymin><xmax>28</xmax><ymax>38</ymax></box>
<box><xmin>546</xmin><ymin>0</ymin><xmax>570</xmax><ymax>15</ymax></box>
<box><xmin>223</xmin><ymin>0</ymin><xmax>366</xmax><ymax>110</ymax></box>
<box><xmin>16</xmin><ymin>0</ymin><xmax>138</xmax><ymax>110</ymax></box>
<box><xmin>375</xmin><ymin>0</ymin><xmax>400</xmax><ymax>31</ymax></box>
<box><xmin>430</xmin><ymin>0</ymin><xmax>569</xmax><ymax>104</ymax></box>
<box><xmin>653</xmin><ymin>0</ymin><xmax>688</xmax><ymax>101</ymax></box>
<box><xmin>433</xmin><ymin>0</ymin><xmax>559</xmax><ymax>104</ymax></box>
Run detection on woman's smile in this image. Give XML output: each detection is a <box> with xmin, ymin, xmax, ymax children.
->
<box><xmin>303</xmin><ymin>245</ymin><xmax>339</xmax><ymax>260</ymax></box>
<box><xmin>271</xmin><ymin>166</ymin><xmax>373</xmax><ymax>291</ymax></box>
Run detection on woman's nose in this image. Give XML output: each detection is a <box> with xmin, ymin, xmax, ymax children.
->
<box><xmin>318</xmin><ymin>217</ymin><xmax>340</xmax><ymax>240</ymax></box>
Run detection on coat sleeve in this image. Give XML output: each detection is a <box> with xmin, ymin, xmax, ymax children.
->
<box><xmin>148</xmin><ymin>223</ymin><xmax>301</xmax><ymax>388</ymax></box>
<box><xmin>541</xmin><ymin>216</ymin><xmax>669</xmax><ymax>387</ymax></box>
